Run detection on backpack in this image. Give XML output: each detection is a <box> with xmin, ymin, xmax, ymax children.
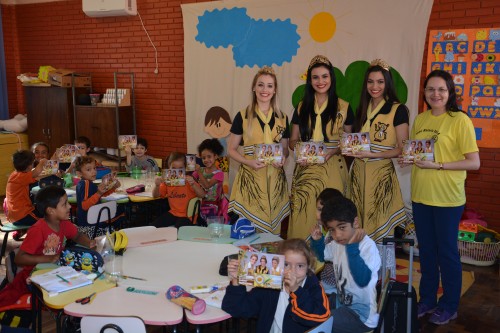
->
<box><xmin>0</xmin><ymin>249</ymin><xmax>32</xmax><ymax>329</ymax></box>
<box><xmin>58</xmin><ymin>246</ymin><xmax>104</xmax><ymax>273</ymax></box>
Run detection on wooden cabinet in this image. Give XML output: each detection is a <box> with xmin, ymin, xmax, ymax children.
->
<box><xmin>24</xmin><ymin>86</ymin><xmax>75</xmax><ymax>154</ymax></box>
<box><xmin>74</xmin><ymin>106</ymin><xmax>134</xmax><ymax>148</ymax></box>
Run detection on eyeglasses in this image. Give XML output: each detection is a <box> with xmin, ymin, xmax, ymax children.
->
<box><xmin>424</xmin><ymin>87</ymin><xmax>448</xmax><ymax>94</ymax></box>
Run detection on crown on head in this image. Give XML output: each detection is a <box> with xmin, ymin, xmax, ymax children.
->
<box><xmin>308</xmin><ymin>55</ymin><xmax>332</xmax><ymax>70</ymax></box>
<box><xmin>259</xmin><ymin>66</ymin><xmax>276</xmax><ymax>76</ymax></box>
<box><xmin>370</xmin><ymin>59</ymin><xmax>390</xmax><ymax>71</ymax></box>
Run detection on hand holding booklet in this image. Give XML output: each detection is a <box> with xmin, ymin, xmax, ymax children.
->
<box><xmin>237</xmin><ymin>250</ymin><xmax>285</xmax><ymax>289</ymax></box>
<box><xmin>31</xmin><ymin>266</ymin><xmax>92</xmax><ymax>294</ymax></box>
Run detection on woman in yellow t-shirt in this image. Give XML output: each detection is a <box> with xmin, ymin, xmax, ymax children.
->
<box><xmin>401</xmin><ymin>70</ymin><xmax>480</xmax><ymax>325</ymax></box>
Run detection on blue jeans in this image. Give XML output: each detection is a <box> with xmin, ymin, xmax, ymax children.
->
<box><xmin>412</xmin><ymin>202</ymin><xmax>464</xmax><ymax>313</ymax></box>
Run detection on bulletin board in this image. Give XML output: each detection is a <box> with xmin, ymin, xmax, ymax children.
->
<box><xmin>426</xmin><ymin>28</ymin><xmax>500</xmax><ymax>148</ymax></box>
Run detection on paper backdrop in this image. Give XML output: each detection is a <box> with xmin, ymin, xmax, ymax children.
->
<box><xmin>427</xmin><ymin>28</ymin><xmax>500</xmax><ymax>148</ymax></box>
<box><xmin>181</xmin><ymin>0</ymin><xmax>434</xmax><ymax>207</ymax></box>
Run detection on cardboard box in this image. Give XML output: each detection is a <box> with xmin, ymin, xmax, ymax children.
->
<box><xmin>48</xmin><ymin>69</ymin><xmax>91</xmax><ymax>88</ymax></box>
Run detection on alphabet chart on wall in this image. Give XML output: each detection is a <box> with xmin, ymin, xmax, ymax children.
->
<box><xmin>427</xmin><ymin>28</ymin><xmax>500</xmax><ymax>148</ymax></box>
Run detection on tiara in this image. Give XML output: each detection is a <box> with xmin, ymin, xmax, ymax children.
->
<box><xmin>308</xmin><ymin>55</ymin><xmax>332</xmax><ymax>70</ymax></box>
<box><xmin>259</xmin><ymin>66</ymin><xmax>276</xmax><ymax>75</ymax></box>
<box><xmin>369</xmin><ymin>59</ymin><xmax>390</xmax><ymax>71</ymax></box>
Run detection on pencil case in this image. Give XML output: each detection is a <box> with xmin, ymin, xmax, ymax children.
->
<box><xmin>126</xmin><ymin>184</ymin><xmax>145</xmax><ymax>194</ymax></box>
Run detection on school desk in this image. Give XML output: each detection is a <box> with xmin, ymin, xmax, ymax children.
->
<box><xmin>64</xmin><ymin>240</ymin><xmax>238</xmax><ymax>330</ymax></box>
<box><xmin>31</xmin><ymin>267</ymin><xmax>115</xmax><ymax>333</ymax></box>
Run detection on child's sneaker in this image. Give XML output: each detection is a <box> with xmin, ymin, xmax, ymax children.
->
<box><xmin>429</xmin><ymin>308</ymin><xmax>457</xmax><ymax>325</ymax></box>
<box><xmin>417</xmin><ymin>302</ymin><xmax>437</xmax><ymax>318</ymax></box>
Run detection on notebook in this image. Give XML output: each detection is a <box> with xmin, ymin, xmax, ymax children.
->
<box><xmin>31</xmin><ymin>266</ymin><xmax>92</xmax><ymax>294</ymax></box>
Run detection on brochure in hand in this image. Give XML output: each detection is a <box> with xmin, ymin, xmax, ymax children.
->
<box><xmin>40</xmin><ymin>160</ymin><xmax>59</xmax><ymax>176</ymax></box>
<box><xmin>295</xmin><ymin>141</ymin><xmax>326</xmax><ymax>164</ymax></box>
<box><xmin>402</xmin><ymin>139</ymin><xmax>435</xmax><ymax>163</ymax></box>
<box><xmin>255</xmin><ymin>144</ymin><xmax>283</xmax><ymax>165</ymax></box>
<box><xmin>163</xmin><ymin>168</ymin><xmax>185</xmax><ymax>186</ymax></box>
<box><xmin>30</xmin><ymin>266</ymin><xmax>92</xmax><ymax>294</ymax></box>
<box><xmin>237</xmin><ymin>250</ymin><xmax>285</xmax><ymax>289</ymax></box>
<box><xmin>118</xmin><ymin>135</ymin><xmax>137</xmax><ymax>149</ymax></box>
<box><xmin>340</xmin><ymin>132</ymin><xmax>371</xmax><ymax>154</ymax></box>
<box><xmin>101</xmin><ymin>172</ymin><xmax>118</xmax><ymax>191</ymax></box>
<box><xmin>57</xmin><ymin>144</ymin><xmax>79</xmax><ymax>163</ymax></box>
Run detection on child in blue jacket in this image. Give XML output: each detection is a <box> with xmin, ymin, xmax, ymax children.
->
<box><xmin>222</xmin><ymin>238</ymin><xmax>330</xmax><ymax>333</ymax></box>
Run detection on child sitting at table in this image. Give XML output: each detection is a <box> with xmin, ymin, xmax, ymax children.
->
<box><xmin>31</xmin><ymin>142</ymin><xmax>49</xmax><ymax>167</ymax></box>
<box><xmin>222</xmin><ymin>238</ymin><xmax>331</xmax><ymax>333</ymax></box>
<box><xmin>124</xmin><ymin>137</ymin><xmax>159</xmax><ymax>173</ymax></box>
<box><xmin>65</xmin><ymin>136</ymin><xmax>99</xmax><ymax>174</ymax></box>
<box><xmin>5</xmin><ymin>151</ymin><xmax>49</xmax><ymax>240</ymax></box>
<box><xmin>0</xmin><ymin>185</ymin><xmax>95</xmax><ymax>308</ymax></box>
<box><xmin>75</xmin><ymin>156</ymin><xmax>124</xmax><ymax>238</ymax></box>
<box><xmin>151</xmin><ymin>152</ymin><xmax>205</xmax><ymax>228</ymax></box>
<box><xmin>192</xmin><ymin>139</ymin><xmax>225</xmax><ymax>218</ymax></box>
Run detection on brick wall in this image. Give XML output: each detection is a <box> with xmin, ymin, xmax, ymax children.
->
<box><xmin>1</xmin><ymin>0</ymin><xmax>499</xmax><ymax>230</ymax></box>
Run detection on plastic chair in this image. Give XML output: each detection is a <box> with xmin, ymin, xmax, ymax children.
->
<box><xmin>187</xmin><ymin>197</ymin><xmax>201</xmax><ymax>225</ymax></box>
<box><xmin>0</xmin><ymin>219</ymin><xmax>31</xmax><ymax>265</ymax></box>
<box><xmin>87</xmin><ymin>201</ymin><xmax>117</xmax><ymax>239</ymax></box>
<box><xmin>80</xmin><ymin>315</ymin><xmax>146</xmax><ymax>333</ymax></box>
<box><xmin>305</xmin><ymin>316</ymin><xmax>333</xmax><ymax>333</ymax></box>
<box><xmin>154</xmin><ymin>157</ymin><xmax>163</xmax><ymax>170</ymax></box>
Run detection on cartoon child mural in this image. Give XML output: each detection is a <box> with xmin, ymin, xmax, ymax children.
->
<box><xmin>204</xmin><ymin>106</ymin><xmax>232</xmax><ymax>156</ymax></box>
<box><xmin>204</xmin><ymin>106</ymin><xmax>233</xmax><ymax>194</ymax></box>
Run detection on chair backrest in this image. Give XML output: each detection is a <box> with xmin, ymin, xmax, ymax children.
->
<box><xmin>154</xmin><ymin>157</ymin><xmax>163</xmax><ymax>170</ymax></box>
<box><xmin>187</xmin><ymin>197</ymin><xmax>201</xmax><ymax>219</ymax></box>
<box><xmin>305</xmin><ymin>316</ymin><xmax>333</xmax><ymax>333</ymax></box>
<box><xmin>80</xmin><ymin>316</ymin><xmax>146</xmax><ymax>333</ymax></box>
<box><xmin>87</xmin><ymin>201</ymin><xmax>117</xmax><ymax>225</ymax></box>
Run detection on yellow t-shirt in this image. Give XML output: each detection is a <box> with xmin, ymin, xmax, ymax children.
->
<box><xmin>411</xmin><ymin>110</ymin><xmax>478</xmax><ymax>206</ymax></box>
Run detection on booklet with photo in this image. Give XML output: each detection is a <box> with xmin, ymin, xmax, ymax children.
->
<box><xmin>118</xmin><ymin>135</ymin><xmax>137</xmax><ymax>149</ymax></box>
<box><xmin>255</xmin><ymin>144</ymin><xmax>283</xmax><ymax>165</ymax></box>
<box><xmin>40</xmin><ymin>160</ymin><xmax>59</xmax><ymax>176</ymax></box>
<box><xmin>340</xmin><ymin>132</ymin><xmax>371</xmax><ymax>154</ymax></box>
<box><xmin>237</xmin><ymin>250</ymin><xmax>284</xmax><ymax>289</ymax></box>
<box><xmin>163</xmin><ymin>168</ymin><xmax>185</xmax><ymax>186</ymax></box>
<box><xmin>57</xmin><ymin>144</ymin><xmax>78</xmax><ymax>163</ymax></box>
<box><xmin>101</xmin><ymin>172</ymin><xmax>118</xmax><ymax>191</ymax></box>
<box><xmin>402</xmin><ymin>139</ymin><xmax>435</xmax><ymax>163</ymax></box>
<box><xmin>30</xmin><ymin>266</ymin><xmax>92</xmax><ymax>294</ymax></box>
<box><xmin>295</xmin><ymin>141</ymin><xmax>326</xmax><ymax>164</ymax></box>
<box><xmin>186</xmin><ymin>154</ymin><xmax>196</xmax><ymax>172</ymax></box>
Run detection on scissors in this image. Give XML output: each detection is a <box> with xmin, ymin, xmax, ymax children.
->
<box><xmin>76</xmin><ymin>292</ymin><xmax>96</xmax><ymax>305</ymax></box>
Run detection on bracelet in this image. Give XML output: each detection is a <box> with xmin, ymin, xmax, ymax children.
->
<box><xmin>438</xmin><ymin>162</ymin><xmax>443</xmax><ymax>170</ymax></box>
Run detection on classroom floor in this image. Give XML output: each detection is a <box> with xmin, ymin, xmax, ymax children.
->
<box><xmin>1</xmin><ymin>209</ymin><xmax>498</xmax><ymax>333</ymax></box>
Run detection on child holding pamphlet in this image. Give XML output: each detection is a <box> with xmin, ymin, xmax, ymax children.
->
<box><xmin>222</xmin><ymin>238</ymin><xmax>330</xmax><ymax>333</ymax></box>
<box><xmin>75</xmin><ymin>156</ymin><xmax>124</xmax><ymax>238</ymax></box>
<box><xmin>0</xmin><ymin>186</ymin><xmax>95</xmax><ymax>308</ymax></box>
<box><xmin>6</xmin><ymin>151</ymin><xmax>49</xmax><ymax>240</ymax></box>
<box><xmin>192</xmin><ymin>139</ymin><xmax>225</xmax><ymax>219</ymax></box>
<box><xmin>124</xmin><ymin>137</ymin><xmax>159</xmax><ymax>172</ymax></box>
<box><xmin>152</xmin><ymin>152</ymin><xmax>206</xmax><ymax>228</ymax></box>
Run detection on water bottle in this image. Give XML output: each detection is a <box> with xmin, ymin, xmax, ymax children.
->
<box><xmin>103</xmin><ymin>250</ymin><xmax>122</xmax><ymax>283</ymax></box>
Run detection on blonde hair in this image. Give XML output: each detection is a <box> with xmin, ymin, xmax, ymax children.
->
<box><xmin>246</xmin><ymin>66</ymin><xmax>284</xmax><ymax>134</ymax></box>
<box><xmin>278</xmin><ymin>238</ymin><xmax>316</xmax><ymax>273</ymax></box>
<box><xmin>167</xmin><ymin>152</ymin><xmax>186</xmax><ymax>168</ymax></box>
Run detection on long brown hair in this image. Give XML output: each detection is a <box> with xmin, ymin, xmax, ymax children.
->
<box><xmin>246</xmin><ymin>67</ymin><xmax>283</xmax><ymax>133</ymax></box>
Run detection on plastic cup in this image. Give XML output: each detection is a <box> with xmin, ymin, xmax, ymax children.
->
<box><xmin>207</xmin><ymin>216</ymin><xmax>224</xmax><ymax>239</ymax></box>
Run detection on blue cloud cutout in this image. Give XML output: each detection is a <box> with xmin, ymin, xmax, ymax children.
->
<box><xmin>195</xmin><ymin>8</ymin><xmax>300</xmax><ymax>68</ymax></box>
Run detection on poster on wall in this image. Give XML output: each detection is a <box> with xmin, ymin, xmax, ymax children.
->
<box><xmin>427</xmin><ymin>28</ymin><xmax>500</xmax><ymax>148</ymax></box>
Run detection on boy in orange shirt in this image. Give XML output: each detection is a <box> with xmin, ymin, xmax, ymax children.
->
<box><xmin>152</xmin><ymin>152</ymin><xmax>205</xmax><ymax>228</ymax></box>
<box><xmin>6</xmin><ymin>150</ymin><xmax>48</xmax><ymax>239</ymax></box>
